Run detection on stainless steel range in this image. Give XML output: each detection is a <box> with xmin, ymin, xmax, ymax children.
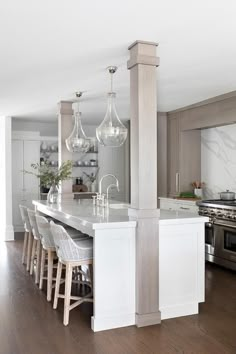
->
<box><xmin>197</xmin><ymin>199</ymin><xmax>236</xmax><ymax>271</ymax></box>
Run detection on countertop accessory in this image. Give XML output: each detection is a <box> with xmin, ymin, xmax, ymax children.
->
<box><xmin>23</xmin><ymin>160</ymin><xmax>73</xmax><ymax>203</ymax></box>
<box><xmin>96</xmin><ymin>66</ymin><xmax>127</xmax><ymax>147</ymax></box>
<box><xmin>219</xmin><ymin>190</ymin><xmax>235</xmax><ymax>200</ymax></box>
<box><xmin>65</xmin><ymin>91</ymin><xmax>91</xmax><ymax>153</ymax></box>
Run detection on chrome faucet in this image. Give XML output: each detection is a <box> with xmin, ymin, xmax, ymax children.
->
<box><xmin>106</xmin><ymin>183</ymin><xmax>120</xmax><ymax>204</ymax></box>
<box><xmin>98</xmin><ymin>174</ymin><xmax>119</xmax><ymax>205</ymax></box>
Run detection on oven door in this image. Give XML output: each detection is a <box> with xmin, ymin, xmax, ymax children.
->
<box><xmin>205</xmin><ymin>222</ymin><xmax>215</xmax><ymax>255</ymax></box>
<box><xmin>214</xmin><ymin>221</ymin><xmax>236</xmax><ymax>263</ymax></box>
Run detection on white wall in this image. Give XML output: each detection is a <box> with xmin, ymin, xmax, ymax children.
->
<box><xmin>0</xmin><ymin>117</ymin><xmax>14</xmax><ymax>241</ymax></box>
<box><xmin>201</xmin><ymin>124</ymin><xmax>236</xmax><ymax>199</ymax></box>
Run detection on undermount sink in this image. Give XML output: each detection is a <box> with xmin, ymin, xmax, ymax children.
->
<box><xmin>109</xmin><ymin>203</ymin><xmax>130</xmax><ymax>209</ymax></box>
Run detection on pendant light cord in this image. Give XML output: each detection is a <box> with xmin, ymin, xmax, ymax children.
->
<box><xmin>110</xmin><ymin>71</ymin><xmax>113</xmax><ymax>93</ymax></box>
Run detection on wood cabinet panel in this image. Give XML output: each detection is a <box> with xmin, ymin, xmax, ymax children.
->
<box><xmin>167</xmin><ymin>114</ymin><xmax>180</xmax><ymax>196</ymax></box>
<box><xmin>167</xmin><ymin>115</ymin><xmax>201</xmax><ymax>196</ymax></box>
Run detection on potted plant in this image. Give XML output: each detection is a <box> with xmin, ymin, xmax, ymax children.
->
<box><xmin>24</xmin><ymin>160</ymin><xmax>73</xmax><ymax>203</ymax></box>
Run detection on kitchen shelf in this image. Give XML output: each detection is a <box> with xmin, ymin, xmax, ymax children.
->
<box><xmin>73</xmin><ymin>165</ymin><xmax>98</xmax><ymax>168</ymax></box>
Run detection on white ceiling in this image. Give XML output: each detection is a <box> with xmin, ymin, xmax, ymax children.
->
<box><xmin>1</xmin><ymin>0</ymin><xmax>236</xmax><ymax>124</ymax></box>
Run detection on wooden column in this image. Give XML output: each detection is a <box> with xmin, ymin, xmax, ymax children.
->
<box><xmin>57</xmin><ymin>101</ymin><xmax>73</xmax><ymax>194</ymax></box>
<box><xmin>127</xmin><ymin>40</ymin><xmax>161</xmax><ymax>327</ymax></box>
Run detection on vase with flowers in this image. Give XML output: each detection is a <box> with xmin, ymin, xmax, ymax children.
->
<box><xmin>83</xmin><ymin>168</ymin><xmax>99</xmax><ymax>192</ymax></box>
<box><xmin>24</xmin><ymin>160</ymin><xmax>73</xmax><ymax>203</ymax></box>
<box><xmin>192</xmin><ymin>181</ymin><xmax>205</xmax><ymax>199</ymax></box>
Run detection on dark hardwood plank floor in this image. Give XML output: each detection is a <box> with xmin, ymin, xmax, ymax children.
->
<box><xmin>0</xmin><ymin>241</ymin><xmax>235</xmax><ymax>354</ymax></box>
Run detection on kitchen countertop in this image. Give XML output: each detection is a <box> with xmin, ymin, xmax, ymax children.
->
<box><xmin>33</xmin><ymin>199</ymin><xmax>208</xmax><ymax>230</ymax></box>
<box><xmin>159</xmin><ymin>197</ymin><xmax>200</xmax><ymax>205</ymax></box>
<box><xmin>159</xmin><ymin>210</ymin><xmax>208</xmax><ymax>225</ymax></box>
<box><xmin>33</xmin><ymin>199</ymin><xmax>136</xmax><ymax>231</ymax></box>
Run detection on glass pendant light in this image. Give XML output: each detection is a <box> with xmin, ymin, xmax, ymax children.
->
<box><xmin>65</xmin><ymin>92</ymin><xmax>90</xmax><ymax>153</ymax></box>
<box><xmin>96</xmin><ymin>66</ymin><xmax>128</xmax><ymax>147</ymax></box>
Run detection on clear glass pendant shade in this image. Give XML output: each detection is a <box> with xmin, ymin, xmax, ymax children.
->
<box><xmin>96</xmin><ymin>66</ymin><xmax>128</xmax><ymax>147</ymax></box>
<box><xmin>65</xmin><ymin>111</ymin><xmax>90</xmax><ymax>153</ymax></box>
<box><xmin>96</xmin><ymin>92</ymin><xmax>127</xmax><ymax>147</ymax></box>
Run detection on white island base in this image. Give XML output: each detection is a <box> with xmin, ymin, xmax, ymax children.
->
<box><xmin>33</xmin><ymin>200</ymin><xmax>207</xmax><ymax>331</ymax></box>
<box><xmin>159</xmin><ymin>210</ymin><xmax>207</xmax><ymax>320</ymax></box>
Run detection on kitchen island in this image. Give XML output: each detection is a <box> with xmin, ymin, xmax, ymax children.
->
<box><xmin>33</xmin><ymin>199</ymin><xmax>208</xmax><ymax>331</ymax></box>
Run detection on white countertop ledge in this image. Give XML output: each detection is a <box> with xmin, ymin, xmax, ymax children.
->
<box><xmin>33</xmin><ymin>199</ymin><xmax>137</xmax><ymax>230</ymax></box>
<box><xmin>33</xmin><ymin>199</ymin><xmax>207</xmax><ymax>230</ymax></box>
<box><xmin>159</xmin><ymin>210</ymin><xmax>208</xmax><ymax>225</ymax></box>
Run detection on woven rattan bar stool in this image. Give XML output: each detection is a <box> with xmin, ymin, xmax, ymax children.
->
<box><xmin>36</xmin><ymin>215</ymin><xmax>58</xmax><ymax>302</ymax></box>
<box><xmin>19</xmin><ymin>205</ymin><xmax>33</xmax><ymax>271</ymax></box>
<box><xmin>27</xmin><ymin>209</ymin><xmax>42</xmax><ymax>284</ymax></box>
<box><xmin>36</xmin><ymin>215</ymin><xmax>88</xmax><ymax>302</ymax></box>
<box><xmin>50</xmin><ymin>221</ymin><xmax>93</xmax><ymax>326</ymax></box>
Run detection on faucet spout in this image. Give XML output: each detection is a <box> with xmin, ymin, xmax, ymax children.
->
<box><xmin>99</xmin><ymin>174</ymin><xmax>119</xmax><ymax>196</ymax></box>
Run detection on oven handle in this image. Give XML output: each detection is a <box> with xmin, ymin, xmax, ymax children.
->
<box><xmin>214</xmin><ymin>221</ymin><xmax>236</xmax><ymax>229</ymax></box>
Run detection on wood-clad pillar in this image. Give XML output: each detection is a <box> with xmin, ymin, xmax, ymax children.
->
<box><xmin>57</xmin><ymin>101</ymin><xmax>73</xmax><ymax>193</ymax></box>
<box><xmin>127</xmin><ymin>40</ymin><xmax>161</xmax><ymax>327</ymax></box>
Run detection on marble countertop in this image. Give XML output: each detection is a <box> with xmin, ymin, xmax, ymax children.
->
<box><xmin>33</xmin><ymin>199</ymin><xmax>136</xmax><ymax>231</ymax></box>
<box><xmin>33</xmin><ymin>199</ymin><xmax>208</xmax><ymax>231</ymax></box>
<box><xmin>159</xmin><ymin>197</ymin><xmax>200</xmax><ymax>205</ymax></box>
<box><xmin>159</xmin><ymin>210</ymin><xmax>208</xmax><ymax>225</ymax></box>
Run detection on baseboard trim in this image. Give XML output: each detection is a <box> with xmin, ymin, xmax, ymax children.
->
<box><xmin>160</xmin><ymin>302</ymin><xmax>199</xmax><ymax>320</ymax></box>
<box><xmin>91</xmin><ymin>313</ymin><xmax>135</xmax><ymax>332</ymax></box>
<box><xmin>135</xmin><ymin>311</ymin><xmax>161</xmax><ymax>327</ymax></box>
<box><xmin>5</xmin><ymin>224</ymin><xmax>14</xmax><ymax>241</ymax></box>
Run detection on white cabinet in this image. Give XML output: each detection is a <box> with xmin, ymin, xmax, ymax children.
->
<box><xmin>159</xmin><ymin>219</ymin><xmax>205</xmax><ymax>319</ymax></box>
<box><xmin>159</xmin><ymin>197</ymin><xmax>198</xmax><ymax>213</ymax></box>
<box><xmin>12</xmin><ymin>139</ymin><xmax>40</xmax><ymax>231</ymax></box>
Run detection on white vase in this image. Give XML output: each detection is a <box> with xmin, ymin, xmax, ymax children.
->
<box><xmin>194</xmin><ymin>188</ymin><xmax>202</xmax><ymax>198</ymax></box>
<box><xmin>91</xmin><ymin>181</ymin><xmax>97</xmax><ymax>193</ymax></box>
<box><xmin>47</xmin><ymin>184</ymin><xmax>59</xmax><ymax>203</ymax></box>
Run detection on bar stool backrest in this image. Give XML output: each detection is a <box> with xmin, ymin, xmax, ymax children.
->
<box><xmin>50</xmin><ymin>221</ymin><xmax>93</xmax><ymax>261</ymax></box>
<box><xmin>19</xmin><ymin>205</ymin><xmax>32</xmax><ymax>233</ymax></box>
<box><xmin>27</xmin><ymin>209</ymin><xmax>41</xmax><ymax>240</ymax></box>
<box><xmin>35</xmin><ymin>215</ymin><xmax>55</xmax><ymax>248</ymax></box>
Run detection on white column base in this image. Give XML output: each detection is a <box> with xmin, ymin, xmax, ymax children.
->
<box><xmin>91</xmin><ymin>313</ymin><xmax>135</xmax><ymax>332</ymax></box>
<box><xmin>136</xmin><ymin>311</ymin><xmax>161</xmax><ymax>327</ymax></box>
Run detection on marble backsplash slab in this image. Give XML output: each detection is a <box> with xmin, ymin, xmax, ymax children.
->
<box><xmin>201</xmin><ymin>124</ymin><xmax>236</xmax><ymax>199</ymax></box>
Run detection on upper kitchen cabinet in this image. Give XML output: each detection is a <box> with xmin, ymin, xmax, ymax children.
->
<box><xmin>167</xmin><ymin>113</ymin><xmax>201</xmax><ymax>197</ymax></box>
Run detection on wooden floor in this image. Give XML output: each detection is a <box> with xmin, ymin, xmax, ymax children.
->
<box><xmin>0</xmin><ymin>241</ymin><xmax>235</xmax><ymax>354</ymax></box>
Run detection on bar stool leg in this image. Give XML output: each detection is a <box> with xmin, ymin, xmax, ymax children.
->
<box><xmin>53</xmin><ymin>261</ymin><xmax>62</xmax><ymax>309</ymax></box>
<box><xmin>35</xmin><ymin>240</ymin><xmax>41</xmax><ymax>284</ymax></box>
<box><xmin>39</xmin><ymin>248</ymin><xmax>46</xmax><ymax>290</ymax></box>
<box><xmin>22</xmin><ymin>231</ymin><xmax>28</xmax><ymax>264</ymax></box>
<box><xmin>30</xmin><ymin>239</ymin><xmax>36</xmax><ymax>275</ymax></box>
<box><xmin>47</xmin><ymin>249</ymin><xmax>54</xmax><ymax>302</ymax></box>
<box><xmin>63</xmin><ymin>264</ymin><xmax>73</xmax><ymax>326</ymax></box>
<box><xmin>26</xmin><ymin>232</ymin><xmax>33</xmax><ymax>272</ymax></box>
